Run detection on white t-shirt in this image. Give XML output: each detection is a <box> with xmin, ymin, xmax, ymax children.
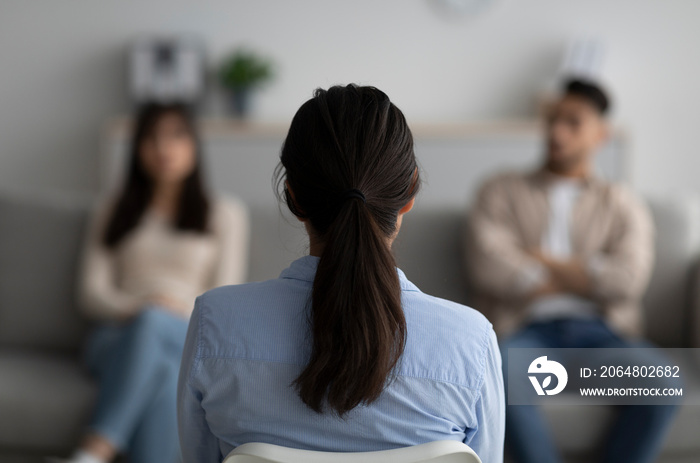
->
<box><xmin>526</xmin><ymin>178</ymin><xmax>600</xmax><ymax>320</ymax></box>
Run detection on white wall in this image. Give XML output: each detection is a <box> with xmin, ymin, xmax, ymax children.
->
<box><xmin>1</xmin><ymin>0</ymin><xmax>699</xmax><ymax>198</ymax></box>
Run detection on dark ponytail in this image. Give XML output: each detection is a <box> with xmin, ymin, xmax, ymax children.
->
<box><xmin>276</xmin><ymin>84</ymin><xmax>420</xmax><ymax>415</ymax></box>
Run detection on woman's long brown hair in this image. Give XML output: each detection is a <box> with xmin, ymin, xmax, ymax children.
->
<box><xmin>103</xmin><ymin>102</ymin><xmax>210</xmax><ymax>248</ymax></box>
<box><xmin>276</xmin><ymin>84</ymin><xmax>420</xmax><ymax>416</ymax></box>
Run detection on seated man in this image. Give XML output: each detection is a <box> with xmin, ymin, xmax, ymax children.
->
<box><xmin>465</xmin><ymin>79</ymin><xmax>678</xmax><ymax>463</ymax></box>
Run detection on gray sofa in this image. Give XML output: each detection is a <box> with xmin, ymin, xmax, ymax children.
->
<box><xmin>1</xmin><ymin>191</ymin><xmax>699</xmax><ymax>463</ymax></box>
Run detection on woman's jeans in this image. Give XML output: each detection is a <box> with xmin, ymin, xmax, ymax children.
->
<box><xmin>500</xmin><ymin>318</ymin><xmax>679</xmax><ymax>463</ymax></box>
<box><xmin>84</xmin><ymin>306</ymin><xmax>189</xmax><ymax>463</ymax></box>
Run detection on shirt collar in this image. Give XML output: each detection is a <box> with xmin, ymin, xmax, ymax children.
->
<box><xmin>279</xmin><ymin>254</ymin><xmax>420</xmax><ymax>292</ymax></box>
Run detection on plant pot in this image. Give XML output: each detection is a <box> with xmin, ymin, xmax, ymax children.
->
<box><xmin>229</xmin><ymin>87</ymin><xmax>253</xmax><ymax>119</ymax></box>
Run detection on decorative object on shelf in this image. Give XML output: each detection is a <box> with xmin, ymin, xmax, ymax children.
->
<box><xmin>129</xmin><ymin>35</ymin><xmax>206</xmax><ymax>106</ymax></box>
<box><xmin>219</xmin><ymin>47</ymin><xmax>274</xmax><ymax>119</ymax></box>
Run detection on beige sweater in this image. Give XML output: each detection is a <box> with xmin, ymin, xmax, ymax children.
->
<box><xmin>78</xmin><ymin>195</ymin><xmax>250</xmax><ymax>321</ymax></box>
<box><xmin>465</xmin><ymin>169</ymin><xmax>654</xmax><ymax>338</ymax></box>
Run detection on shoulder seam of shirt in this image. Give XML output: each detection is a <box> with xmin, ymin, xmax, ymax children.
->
<box><xmin>396</xmin><ymin>371</ymin><xmax>483</xmax><ymax>390</ymax></box>
<box><xmin>188</xmin><ymin>298</ymin><xmax>207</xmax><ymax>383</ymax></box>
<box><xmin>474</xmin><ymin>322</ymin><xmax>493</xmax><ymax>404</ymax></box>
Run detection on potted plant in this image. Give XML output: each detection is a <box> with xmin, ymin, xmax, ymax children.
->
<box><xmin>219</xmin><ymin>48</ymin><xmax>274</xmax><ymax>118</ymax></box>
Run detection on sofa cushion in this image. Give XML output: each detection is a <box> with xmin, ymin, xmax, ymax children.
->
<box><xmin>0</xmin><ymin>351</ymin><xmax>95</xmax><ymax>452</ymax></box>
<box><xmin>393</xmin><ymin>206</ymin><xmax>471</xmax><ymax>306</ymax></box>
<box><xmin>245</xmin><ymin>205</ymin><xmax>473</xmax><ymax>307</ymax></box>
<box><xmin>247</xmin><ymin>207</ymin><xmax>308</xmax><ymax>283</ymax></box>
<box><xmin>643</xmin><ymin>196</ymin><xmax>700</xmax><ymax>347</ymax></box>
<box><xmin>0</xmin><ymin>193</ymin><xmax>89</xmax><ymax>352</ymax></box>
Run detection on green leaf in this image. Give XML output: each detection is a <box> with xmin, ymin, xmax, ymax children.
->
<box><xmin>219</xmin><ymin>47</ymin><xmax>274</xmax><ymax>90</ymax></box>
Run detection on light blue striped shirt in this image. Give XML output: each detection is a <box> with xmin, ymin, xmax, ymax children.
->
<box><xmin>177</xmin><ymin>255</ymin><xmax>505</xmax><ymax>463</ymax></box>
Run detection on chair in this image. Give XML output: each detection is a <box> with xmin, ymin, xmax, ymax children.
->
<box><xmin>223</xmin><ymin>440</ymin><xmax>482</xmax><ymax>463</ymax></box>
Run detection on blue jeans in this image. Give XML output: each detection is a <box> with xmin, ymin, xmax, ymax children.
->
<box><xmin>84</xmin><ymin>307</ymin><xmax>189</xmax><ymax>463</ymax></box>
<box><xmin>500</xmin><ymin>318</ymin><xmax>679</xmax><ymax>463</ymax></box>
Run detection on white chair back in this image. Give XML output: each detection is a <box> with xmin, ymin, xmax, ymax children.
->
<box><xmin>223</xmin><ymin>440</ymin><xmax>482</xmax><ymax>463</ymax></box>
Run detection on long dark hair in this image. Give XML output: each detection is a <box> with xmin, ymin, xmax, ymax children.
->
<box><xmin>276</xmin><ymin>84</ymin><xmax>420</xmax><ymax>415</ymax></box>
<box><xmin>103</xmin><ymin>102</ymin><xmax>210</xmax><ymax>248</ymax></box>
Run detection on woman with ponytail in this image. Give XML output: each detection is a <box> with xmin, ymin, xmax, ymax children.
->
<box><xmin>177</xmin><ymin>85</ymin><xmax>505</xmax><ymax>463</ymax></box>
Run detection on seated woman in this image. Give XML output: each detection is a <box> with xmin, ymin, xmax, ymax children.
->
<box><xmin>177</xmin><ymin>85</ymin><xmax>505</xmax><ymax>463</ymax></box>
<box><xmin>58</xmin><ymin>103</ymin><xmax>250</xmax><ymax>463</ymax></box>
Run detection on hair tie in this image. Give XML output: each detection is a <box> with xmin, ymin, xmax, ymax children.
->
<box><xmin>340</xmin><ymin>188</ymin><xmax>366</xmax><ymax>204</ymax></box>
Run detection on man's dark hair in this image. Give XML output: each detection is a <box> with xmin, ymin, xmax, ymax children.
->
<box><xmin>563</xmin><ymin>78</ymin><xmax>611</xmax><ymax>116</ymax></box>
